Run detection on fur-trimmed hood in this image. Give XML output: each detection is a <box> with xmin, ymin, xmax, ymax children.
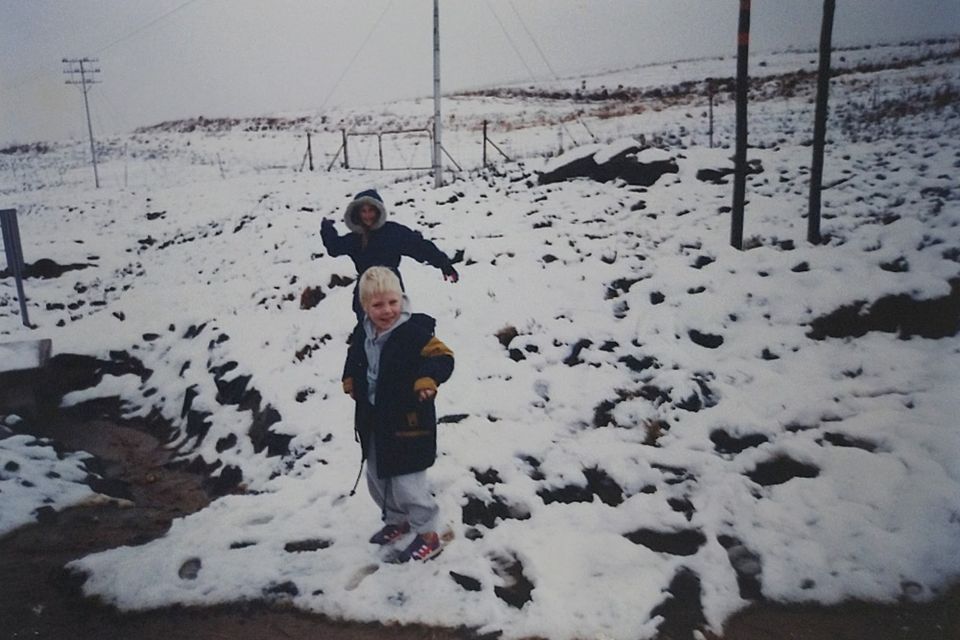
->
<box><xmin>343</xmin><ymin>189</ymin><xmax>387</xmax><ymax>233</ymax></box>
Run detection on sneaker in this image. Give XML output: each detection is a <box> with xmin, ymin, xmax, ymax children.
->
<box><xmin>395</xmin><ymin>532</ymin><xmax>442</xmax><ymax>563</ymax></box>
<box><xmin>368</xmin><ymin>522</ymin><xmax>410</xmax><ymax>545</ymax></box>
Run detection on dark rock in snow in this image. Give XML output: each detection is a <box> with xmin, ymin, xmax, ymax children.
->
<box><xmin>284</xmin><ymin>539</ymin><xmax>332</xmax><ymax>553</ymax></box>
<box><xmin>0</xmin><ymin>258</ymin><xmax>91</xmax><ymax>280</ymax></box>
<box><xmin>462</xmin><ymin>494</ymin><xmax>529</xmax><ymax>528</ymax></box>
<box><xmin>619</xmin><ymin>354</ymin><xmax>658</xmax><ymax>373</ymax></box>
<box><xmin>651</xmin><ymin>567</ymin><xmax>708</xmax><ymax>640</ymax></box>
<box><xmin>583</xmin><ymin>466</ymin><xmax>624</xmax><ymax>506</ymax></box>
<box><xmin>264</xmin><ymin>581</ymin><xmax>299</xmax><ymax>597</ymax></box>
<box><xmin>494</xmin><ymin>325</ymin><xmax>519</xmax><ymax>348</ymax></box>
<box><xmin>328</xmin><ymin>274</ymin><xmax>354</xmax><ymax>288</ymax></box>
<box><xmin>718</xmin><ymin>534</ymin><xmax>764</xmax><ymax>600</ymax></box>
<box><xmin>178</xmin><ymin>558</ymin><xmax>202</xmax><ymax>580</ymax></box>
<box><xmin>472</xmin><ymin>467</ymin><xmax>502</xmax><ymax>485</ymax></box>
<box><xmin>711</xmin><ymin>429</ymin><xmax>769</xmax><ymax>454</ymax></box>
<box><xmin>807</xmin><ymin>278</ymin><xmax>960</xmax><ymax>339</ymax></box>
<box><xmin>492</xmin><ymin>556</ymin><xmax>534</xmax><ymax>609</ymax></box>
<box><xmin>747</xmin><ymin>456</ymin><xmax>819</xmax><ymax>486</ymax></box>
<box><xmin>538</xmin><ymin>483</ymin><xmax>594</xmax><ymax>505</ymax></box>
<box><xmin>821</xmin><ymin>432</ymin><xmax>877</xmax><ymax>452</ymax></box>
<box><xmin>562</xmin><ymin>339</ymin><xmax>593</xmax><ymax>366</ymax></box>
<box><xmin>215</xmin><ymin>433</ymin><xmax>238</xmax><ymax>453</ymax></box>
<box><xmin>537</xmin><ymin>144</ymin><xmax>679</xmax><ymax>186</ymax></box>
<box><xmin>450</xmin><ymin>571</ymin><xmax>482</xmax><ymax>592</ymax></box>
<box><xmin>299</xmin><ymin>286</ymin><xmax>326</xmax><ymax>309</ymax></box>
<box><xmin>688</xmin><ymin>329</ymin><xmax>724</xmax><ymax>349</ymax></box>
<box><xmin>668</xmin><ymin>497</ymin><xmax>696</xmax><ymax>521</ymax></box>
<box><xmin>623</xmin><ymin>528</ymin><xmax>707</xmax><ymax>556</ymax></box>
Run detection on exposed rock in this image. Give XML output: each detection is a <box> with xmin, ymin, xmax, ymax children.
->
<box><xmin>538</xmin><ymin>144</ymin><xmax>679</xmax><ymax>186</ymax></box>
<box><xmin>808</xmin><ymin>278</ymin><xmax>960</xmax><ymax>339</ymax></box>
<box><xmin>747</xmin><ymin>456</ymin><xmax>819</xmax><ymax>486</ymax></box>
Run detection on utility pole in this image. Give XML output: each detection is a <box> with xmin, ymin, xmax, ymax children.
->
<box><xmin>432</xmin><ymin>0</ymin><xmax>443</xmax><ymax>189</ymax></box>
<box><xmin>63</xmin><ymin>57</ymin><xmax>101</xmax><ymax>188</ymax></box>
<box><xmin>730</xmin><ymin>0</ymin><xmax>751</xmax><ymax>250</ymax></box>
<box><xmin>807</xmin><ymin>0</ymin><xmax>836</xmax><ymax>245</ymax></box>
<box><xmin>707</xmin><ymin>78</ymin><xmax>715</xmax><ymax>149</ymax></box>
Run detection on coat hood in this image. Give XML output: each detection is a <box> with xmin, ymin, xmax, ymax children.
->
<box><xmin>344</xmin><ymin>189</ymin><xmax>387</xmax><ymax>233</ymax></box>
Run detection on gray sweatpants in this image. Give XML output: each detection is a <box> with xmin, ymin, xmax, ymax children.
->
<box><xmin>366</xmin><ymin>440</ymin><xmax>439</xmax><ymax>534</ymax></box>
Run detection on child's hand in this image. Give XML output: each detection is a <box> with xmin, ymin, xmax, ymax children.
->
<box><xmin>417</xmin><ymin>388</ymin><xmax>436</xmax><ymax>402</ymax></box>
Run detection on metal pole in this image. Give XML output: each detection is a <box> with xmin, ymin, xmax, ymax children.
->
<box><xmin>708</xmin><ymin>80</ymin><xmax>715</xmax><ymax>149</ymax></box>
<box><xmin>432</xmin><ymin>0</ymin><xmax>443</xmax><ymax>188</ymax></box>
<box><xmin>808</xmin><ymin>0</ymin><xmax>836</xmax><ymax>245</ymax></box>
<box><xmin>482</xmin><ymin>120</ymin><xmax>488</xmax><ymax>167</ymax></box>
<box><xmin>342</xmin><ymin>129</ymin><xmax>349</xmax><ymax>169</ymax></box>
<box><xmin>307</xmin><ymin>131</ymin><xmax>314</xmax><ymax>171</ymax></box>
<box><xmin>1</xmin><ymin>209</ymin><xmax>30</xmax><ymax>327</ymax></box>
<box><xmin>731</xmin><ymin>0</ymin><xmax>751</xmax><ymax>250</ymax></box>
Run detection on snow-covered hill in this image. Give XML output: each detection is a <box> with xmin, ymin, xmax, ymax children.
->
<box><xmin>2</xmin><ymin>39</ymin><xmax>959</xmax><ymax>640</ymax></box>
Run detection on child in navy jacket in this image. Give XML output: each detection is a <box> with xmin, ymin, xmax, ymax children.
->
<box><xmin>342</xmin><ymin>266</ymin><xmax>454</xmax><ymax>562</ymax></box>
<box><xmin>321</xmin><ymin>189</ymin><xmax>458</xmax><ymax>319</ymax></box>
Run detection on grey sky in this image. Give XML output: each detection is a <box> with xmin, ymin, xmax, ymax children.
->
<box><xmin>2</xmin><ymin>0</ymin><xmax>958</xmax><ymax>146</ymax></box>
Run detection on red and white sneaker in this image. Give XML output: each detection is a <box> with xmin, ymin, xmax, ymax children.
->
<box><xmin>368</xmin><ymin>522</ymin><xmax>410</xmax><ymax>545</ymax></box>
<box><xmin>395</xmin><ymin>532</ymin><xmax>443</xmax><ymax>563</ymax></box>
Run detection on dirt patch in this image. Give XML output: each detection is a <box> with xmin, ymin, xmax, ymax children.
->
<box><xmin>714</xmin><ymin>589</ymin><xmax>960</xmax><ymax>640</ymax></box>
<box><xmin>0</xmin><ymin>408</ymin><xmax>467</xmax><ymax>640</ymax></box>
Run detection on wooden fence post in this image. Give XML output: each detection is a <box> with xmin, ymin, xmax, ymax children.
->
<box><xmin>807</xmin><ymin>0</ymin><xmax>836</xmax><ymax>244</ymax></box>
<box><xmin>731</xmin><ymin>0</ymin><xmax>751</xmax><ymax>250</ymax></box>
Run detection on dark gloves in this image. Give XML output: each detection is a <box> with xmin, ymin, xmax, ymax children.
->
<box><xmin>442</xmin><ymin>264</ymin><xmax>459</xmax><ymax>283</ymax></box>
<box><xmin>320</xmin><ymin>218</ymin><xmax>336</xmax><ymax>244</ymax></box>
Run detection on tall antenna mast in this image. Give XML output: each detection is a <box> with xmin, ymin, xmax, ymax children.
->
<box><xmin>432</xmin><ymin>0</ymin><xmax>442</xmax><ymax>188</ymax></box>
<box><xmin>63</xmin><ymin>57</ymin><xmax>101</xmax><ymax>188</ymax></box>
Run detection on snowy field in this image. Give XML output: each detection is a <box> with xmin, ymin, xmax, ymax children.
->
<box><xmin>2</xmin><ymin>39</ymin><xmax>959</xmax><ymax>639</ymax></box>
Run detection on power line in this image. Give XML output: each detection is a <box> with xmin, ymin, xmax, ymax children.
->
<box><xmin>506</xmin><ymin>0</ymin><xmax>596</xmax><ymax>142</ymax></box>
<box><xmin>3</xmin><ymin>0</ymin><xmax>205</xmax><ymax>95</ymax></box>
<box><xmin>484</xmin><ymin>0</ymin><xmax>591</xmax><ymax>145</ymax></box>
<box><xmin>93</xmin><ymin>0</ymin><xmax>206</xmax><ymax>55</ymax></box>
<box><xmin>506</xmin><ymin>0</ymin><xmax>561</xmax><ymax>79</ymax></box>
<box><xmin>483</xmin><ymin>0</ymin><xmax>539</xmax><ymax>82</ymax></box>
<box><xmin>318</xmin><ymin>0</ymin><xmax>396</xmax><ymax>112</ymax></box>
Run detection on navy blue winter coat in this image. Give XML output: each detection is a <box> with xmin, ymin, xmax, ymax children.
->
<box><xmin>322</xmin><ymin>220</ymin><xmax>453</xmax><ymax>287</ymax></box>
<box><xmin>320</xmin><ymin>190</ymin><xmax>455</xmax><ymax>317</ymax></box>
<box><xmin>342</xmin><ymin>313</ymin><xmax>454</xmax><ymax>478</ymax></box>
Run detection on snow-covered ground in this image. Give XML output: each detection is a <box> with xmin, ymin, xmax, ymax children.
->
<box><xmin>1</xmin><ymin>39</ymin><xmax>959</xmax><ymax>639</ymax></box>
<box><xmin>0</xmin><ymin>430</ymin><xmax>107</xmax><ymax>537</ymax></box>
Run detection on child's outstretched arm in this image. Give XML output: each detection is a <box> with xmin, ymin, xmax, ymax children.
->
<box><xmin>321</xmin><ymin>218</ymin><xmax>350</xmax><ymax>257</ymax></box>
<box><xmin>414</xmin><ymin>336</ymin><xmax>454</xmax><ymax>402</ymax></box>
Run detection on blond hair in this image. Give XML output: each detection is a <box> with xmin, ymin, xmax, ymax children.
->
<box><xmin>358</xmin><ymin>266</ymin><xmax>403</xmax><ymax>308</ymax></box>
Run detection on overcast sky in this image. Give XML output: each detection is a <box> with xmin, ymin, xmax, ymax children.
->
<box><xmin>2</xmin><ymin>0</ymin><xmax>958</xmax><ymax>146</ymax></box>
